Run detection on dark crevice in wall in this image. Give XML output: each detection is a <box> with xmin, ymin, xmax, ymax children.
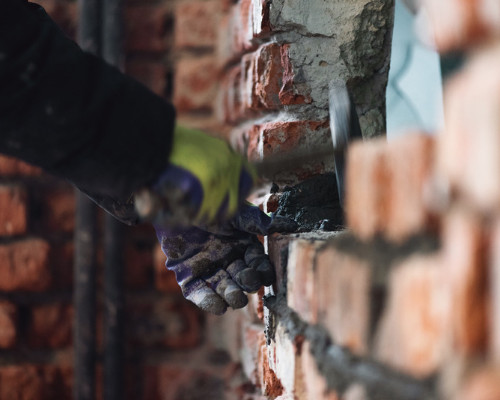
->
<box><xmin>264</xmin><ymin>293</ymin><xmax>437</xmax><ymax>400</ymax></box>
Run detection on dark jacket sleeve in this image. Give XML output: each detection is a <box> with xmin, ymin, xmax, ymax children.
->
<box><xmin>0</xmin><ymin>1</ymin><xmax>176</xmax><ymax>205</ymax></box>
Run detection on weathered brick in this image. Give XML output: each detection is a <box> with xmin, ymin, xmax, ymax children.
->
<box><xmin>442</xmin><ymin>208</ymin><xmax>489</xmax><ymax>357</ymax></box>
<box><xmin>422</xmin><ymin>0</ymin><xmax>500</xmax><ymax>52</ymax></box>
<box><xmin>315</xmin><ymin>245</ymin><xmax>370</xmax><ymax>355</ymax></box>
<box><xmin>127</xmin><ymin>298</ymin><xmax>201</xmax><ymax>349</ymax></box>
<box><xmin>206</xmin><ymin>309</ymin><xmax>243</xmax><ymax>363</ymax></box>
<box><xmin>258</xmin><ymin>337</ymin><xmax>285</xmax><ymax>398</ymax></box>
<box><xmin>38</xmin><ymin>186</ymin><xmax>75</xmax><ymax>233</ymax></box>
<box><xmin>280</xmin><ymin>44</ymin><xmax>312</xmax><ymax>105</ymax></box>
<box><xmin>267</xmin><ymin>234</ymin><xmax>294</xmax><ymax>294</ymax></box>
<box><xmin>174</xmin><ymin>56</ymin><xmax>218</xmax><ymax>113</ymax></box>
<box><xmin>286</xmin><ymin>240</ymin><xmax>321</xmax><ymax>324</ymax></box>
<box><xmin>50</xmin><ymin>242</ymin><xmax>73</xmax><ymax>290</ymax></box>
<box><xmin>301</xmin><ymin>341</ymin><xmax>338</xmax><ymax>400</ymax></box>
<box><xmin>125</xmin><ymin>5</ymin><xmax>168</xmax><ymax>53</ymax></box>
<box><xmin>0</xmin><ymin>365</ymin><xmax>71</xmax><ymax>400</ymax></box>
<box><xmin>0</xmin><ymin>301</ymin><xmax>17</xmax><ymax>349</ymax></box>
<box><xmin>218</xmin><ymin>64</ymin><xmax>245</xmax><ymax>124</ymax></box>
<box><xmin>0</xmin><ymin>239</ymin><xmax>51</xmax><ymax>292</ymax></box>
<box><xmin>385</xmin><ymin>133</ymin><xmax>436</xmax><ymax>242</ymax></box>
<box><xmin>374</xmin><ymin>254</ymin><xmax>448</xmax><ymax>377</ymax></box>
<box><xmin>346</xmin><ymin>138</ymin><xmax>389</xmax><ymax>240</ymax></box>
<box><xmin>154</xmin><ymin>243</ymin><xmax>181</xmax><ymax>294</ymax></box>
<box><xmin>126</xmin><ymin>60</ymin><xmax>167</xmax><ymax>97</ymax></box>
<box><xmin>266</xmin><ymin>324</ymin><xmax>294</xmax><ymax>395</ymax></box>
<box><xmin>27</xmin><ymin>304</ymin><xmax>73</xmax><ymax>349</ymax></box>
<box><xmin>241</xmin><ymin>322</ymin><xmax>266</xmax><ymax>386</ymax></box>
<box><xmin>241</xmin><ymin>43</ymin><xmax>283</xmax><ymax>111</ymax></box>
<box><xmin>175</xmin><ymin>1</ymin><xmax>222</xmax><ymax>49</ymax></box>
<box><xmin>0</xmin><ymin>155</ymin><xmax>42</xmax><ymax>177</ymax></box>
<box><xmin>437</xmin><ymin>44</ymin><xmax>500</xmax><ymax>213</ymax></box>
<box><xmin>0</xmin><ymin>185</ymin><xmax>27</xmax><ymax>236</ymax></box>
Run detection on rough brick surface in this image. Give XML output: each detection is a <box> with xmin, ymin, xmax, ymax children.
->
<box><xmin>0</xmin><ymin>301</ymin><xmax>17</xmax><ymax>349</ymax></box>
<box><xmin>0</xmin><ymin>239</ymin><xmax>51</xmax><ymax>292</ymax></box>
<box><xmin>301</xmin><ymin>341</ymin><xmax>338</xmax><ymax>400</ymax></box>
<box><xmin>384</xmin><ymin>133</ymin><xmax>435</xmax><ymax>241</ymax></box>
<box><xmin>125</xmin><ymin>5</ymin><xmax>168</xmax><ymax>53</ymax></box>
<box><xmin>286</xmin><ymin>240</ymin><xmax>321</xmax><ymax>324</ymax></box>
<box><xmin>457</xmin><ymin>367</ymin><xmax>500</xmax><ymax>400</ymax></box>
<box><xmin>174</xmin><ymin>56</ymin><xmax>218</xmax><ymax>113</ymax></box>
<box><xmin>126</xmin><ymin>61</ymin><xmax>167</xmax><ymax>97</ymax></box>
<box><xmin>241</xmin><ymin>322</ymin><xmax>266</xmax><ymax>386</ymax></box>
<box><xmin>38</xmin><ymin>186</ymin><xmax>75</xmax><ymax>233</ymax></box>
<box><xmin>175</xmin><ymin>1</ymin><xmax>221</xmax><ymax>48</ymax></box>
<box><xmin>346</xmin><ymin>138</ymin><xmax>388</xmax><ymax>240</ymax></box>
<box><xmin>374</xmin><ymin>254</ymin><xmax>448</xmax><ymax>377</ymax></box>
<box><xmin>438</xmin><ymin>44</ymin><xmax>500</xmax><ymax>213</ymax></box>
<box><xmin>0</xmin><ymin>365</ymin><xmax>71</xmax><ymax>400</ymax></box>
<box><xmin>27</xmin><ymin>304</ymin><xmax>73</xmax><ymax>349</ymax></box>
<box><xmin>0</xmin><ymin>185</ymin><xmax>27</xmax><ymax>236</ymax></box>
<box><xmin>442</xmin><ymin>208</ymin><xmax>489</xmax><ymax>357</ymax></box>
<box><xmin>422</xmin><ymin>0</ymin><xmax>500</xmax><ymax>52</ymax></box>
<box><xmin>315</xmin><ymin>245</ymin><xmax>370</xmax><ymax>355</ymax></box>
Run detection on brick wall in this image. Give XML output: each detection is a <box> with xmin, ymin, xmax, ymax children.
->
<box><xmin>211</xmin><ymin>1</ymin><xmax>500</xmax><ymax>400</ymax></box>
<box><xmin>0</xmin><ymin>1</ymin><xmax>251</xmax><ymax>399</ymax></box>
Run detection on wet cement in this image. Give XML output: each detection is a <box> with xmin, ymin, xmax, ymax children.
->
<box><xmin>274</xmin><ymin>173</ymin><xmax>344</xmax><ymax>232</ymax></box>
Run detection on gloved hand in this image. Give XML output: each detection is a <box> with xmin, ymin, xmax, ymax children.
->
<box><xmin>155</xmin><ymin>204</ymin><xmax>297</xmax><ymax>315</ymax></box>
<box><xmin>135</xmin><ymin>125</ymin><xmax>256</xmax><ymax>226</ymax></box>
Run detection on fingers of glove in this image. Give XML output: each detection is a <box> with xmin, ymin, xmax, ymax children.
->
<box><xmin>204</xmin><ymin>270</ymin><xmax>248</xmax><ymax>310</ymax></box>
<box><xmin>182</xmin><ymin>279</ymin><xmax>228</xmax><ymax>315</ymax></box>
<box><xmin>244</xmin><ymin>244</ymin><xmax>275</xmax><ymax>287</ymax></box>
<box><xmin>226</xmin><ymin>259</ymin><xmax>262</xmax><ymax>293</ymax></box>
<box><xmin>230</xmin><ymin>203</ymin><xmax>273</xmax><ymax>236</ymax></box>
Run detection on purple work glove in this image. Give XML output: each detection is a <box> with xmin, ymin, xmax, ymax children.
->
<box><xmin>155</xmin><ymin>204</ymin><xmax>297</xmax><ymax>315</ymax></box>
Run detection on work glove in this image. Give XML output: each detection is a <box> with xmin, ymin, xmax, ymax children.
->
<box><xmin>155</xmin><ymin>203</ymin><xmax>297</xmax><ymax>315</ymax></box>
<box><xmin>135</xmin><ymin>125</ymin><xmax>256</xmax><ymax>226</ymax></box>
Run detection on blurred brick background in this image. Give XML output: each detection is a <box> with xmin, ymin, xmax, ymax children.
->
<box><xmin>5</xmin><ymin>0</ymin><xmax>500</xmax><ymax>399</ymax></box>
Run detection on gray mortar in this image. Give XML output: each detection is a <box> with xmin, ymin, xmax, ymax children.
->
<box><xmin>264</xmin><ymin>293</ymin><xmax>438</xmax><ymax>400</ymax></box>
<box><xmin>274</xmin><ymin>173</ymin><xmax>344</xmax><ymax>231</ymax></box>
<box><xmin>269</xmin><ymin>0</ymin><xmax>395</xmax><ymax>138</ymax></box>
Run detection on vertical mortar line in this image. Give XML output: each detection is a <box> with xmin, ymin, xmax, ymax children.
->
<box><xmin>102</xmin><ymin>0</ymin><xmax>125</xmax><ymax>398</ymax></box>
<box><xmin>75</xmin><ymin>0</ymin><xmax>101</xmax><ymax>398</ymax></box>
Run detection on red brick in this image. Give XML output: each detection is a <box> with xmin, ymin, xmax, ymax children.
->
<box><xmin>258</xmin><ymin>336</ymin><xmax>284</xmax><ymax>398</ymax></box>
<box><xmin>125</xmin><ymin>5</ymin><xmax>168</xmax><ymax>53</ymax></box>
<box><xmin>314</xmin><ymin>246</ymin><xmax>370</xmax><ymax>355</ymax></box>
<box><xmin>38</xmin><ymin>186</ymin><xmax>75</xmax><ymax>233</ymax></box>
<box><xmin>0</xmin><ymin>301</ymin><xmax>17</xmax><ymax>349</ymax></box>
<box><xmin>0</xmin><ymin>185</ymin><xmax>27</xmax><ymax>236</ymax></box>
<box><xmin>0</xmin><ymin>155</ymin><xmax>42</xmax><ymax>177</ymax></box>
<box><xmin>374</xmin><ymin>254</ymin><xmax>448</xmax><ymax>377</ymax></box>
<box><xmin>175</xmin><ymin>1</ymin><xmax>222</xmax><ymax>49</ymax></box>
<box><xmin>442</xmin><ymin>208</ymin><xmax>489</xmax><ymax>356</ymax></box>
<box><xmin>125</xmin><ymin>244</ymin><xmax>152</xmax><ymax>290</ymax></box>
<box><xmin>280</xmin><ymin>44</ymin><xmax>312</xmax><ymax>105</ymax></box>
<box><xmin>385</xmin><ymin>133</ymin><xmax>436</xmax><ymax>242</ymax></box>
<box><xmin>154</xmin><ymin>243</ymin><xmax>181</xmax><ymax>294</ymax></box>
<box><xmin>422</xmin><ymin>0</ymin><xmax>500</xmax><ymax>52</ymax></box>
<box><xmin>241</xmin><ymin>43</ymin><xmax>283</xmax><ymax>111</ymax></box>
<box><xmin>217</xmin><ymin>0</ymin><xmax>259</xmax><ymax>65</ymax></box>
<box><xmin>126</xmin><ymin>60</ymin><xmax>167</xmax><ymax>97</ymax></box>
<box><xmin>271</xmin><ymin>324</ymin><xmax>300</xmax><ymax>396</ymax></box>
<box><xmin>0</xmin><ymin>365</ymin><xmax>71</xmax><ymax>400</ymax></box>
<box><xmin>218</xmin><ymin>64</ymin><xmax>253</xmax><ymax>125</ymax></box>
<box><xmin>286</xmin><ymin>240</ymin><xmax>321</xmax><ymax>324</ymax></box>
<box><xmin>50</xmin><ymin>242</ymin><xmax>74</xmax><ymax>290</ymax></box>
<box><xmin>241</xmin><ymin>322</ymin><xmax>266</xmax><ymax>386</ymax></box>
<box><xmin>27</xmin><ymin>304</ymin><xmax>73</xmax><ymax>349</ymax></box>
<box><xmin>301</xmin><ymin>342</ymin><xmax>339</xmax><ymax>400</ymax></box>
<box><xmin>457</xmin><ymin>367</ymin><xmax>500</xmax><ymax>400</ymax></box>
<box><xmin>127</xmin><ymin>298</ymin><xmax>201</xmax><ymax>349</ymax></box>
<box><xmin>437</xmin><ymin>45</ymin><xmax>500</xmax><ymax>213</ymax></box>
<box><xmin>346</xmin><ymin>138</ymin><xmax>389</xmax><ymax>240</ymax></box>
<box><xmin>0</xmin><ymin>239</ymin><xmax>51</xmax><ymax>292</ymax></box>
<box><xmin>173</xmin><ymin>56</ymin><xmax>218</xmax><ymax>113</ymax></box>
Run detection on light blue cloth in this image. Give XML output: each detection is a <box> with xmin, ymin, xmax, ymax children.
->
<box><xmin>386</xmin><ymin>0</ymin><xmax>444</xmax><ymax>139</ymax></box>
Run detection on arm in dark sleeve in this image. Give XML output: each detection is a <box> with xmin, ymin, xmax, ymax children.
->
<box><xmin>0</xmin><ymin>1</ymin><xmax>175</xmax><ymax>204</ymax></box>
